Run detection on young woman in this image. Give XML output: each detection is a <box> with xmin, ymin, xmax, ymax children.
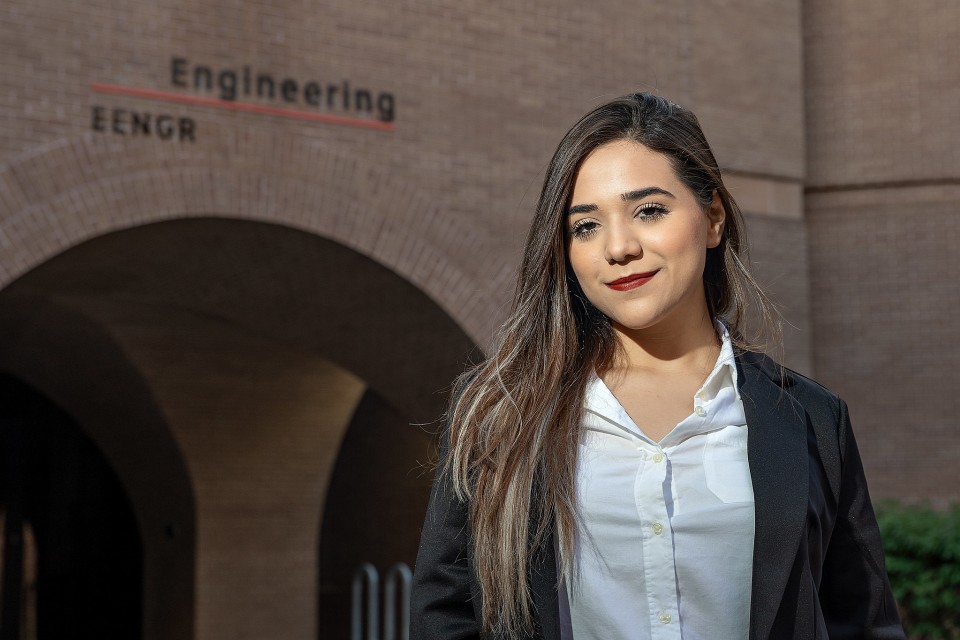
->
<box><xmin>410</xmin><ymin>93</ymin><xmax>904</xmax><ymax>640</ymax></box>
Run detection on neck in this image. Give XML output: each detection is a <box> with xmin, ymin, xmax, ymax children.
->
<box><xmin>610</xmin><ymin>305</ymin><xmax>720</xmax><ymax>375</ymax></box>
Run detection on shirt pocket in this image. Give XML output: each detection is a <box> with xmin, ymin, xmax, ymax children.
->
<box><xmin>702</xmin><ymin>428</ymin><xmax>754</xmax><ymax>504</ymax></box>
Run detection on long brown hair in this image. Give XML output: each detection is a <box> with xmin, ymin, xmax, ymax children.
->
<box><xmin>445</xmin><ymin>92</ymin><xmax>778</xmax><ymax>636</ymax></box>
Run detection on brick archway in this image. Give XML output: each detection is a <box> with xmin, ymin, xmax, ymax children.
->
<box><xmin>0</xmin><ymin>131</ymin><xmax>510</xmax><ymax>347</ymax></box>
<box><xmin>0</xmin><ymin>212</ymin><xmax>480</xmax><ymax>639</ymax></box>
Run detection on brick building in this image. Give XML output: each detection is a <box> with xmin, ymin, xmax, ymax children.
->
<box><xmin>0</xmin><ymin>1</ymin><xmax>956</xmax><ymax>638</ymax></box>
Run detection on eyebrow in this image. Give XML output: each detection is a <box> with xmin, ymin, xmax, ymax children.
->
<box><xmin>567</xmin><ymin>186</ymin><xmax>675</xmax><ymax>215</ymax></box>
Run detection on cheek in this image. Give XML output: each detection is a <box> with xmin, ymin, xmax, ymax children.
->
<box><xmin>654</xmin><ymin>219</ymin><xmax>710</xmax><ymax>258</ymax></box>
<box><xmin>567</xmin><ymin>245</ymin><xmax>594</xmax><ymax>283</ymax></box>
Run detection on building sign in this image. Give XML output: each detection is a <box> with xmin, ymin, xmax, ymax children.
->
<box><xmin>91</xmin><ymin>56</ymin><xmax>396</xmax><ymax>140</ymax></box>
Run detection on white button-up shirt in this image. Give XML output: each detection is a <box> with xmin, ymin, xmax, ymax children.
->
<box><xmin>560</xmin><ymin>327</ymin><xmax>754</xmax><ymax>640</ymax></box>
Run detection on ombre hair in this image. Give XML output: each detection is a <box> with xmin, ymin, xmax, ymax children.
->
<box><xmin>444</xmin><ymin>92</ymin><xmax>779</xmax><ymax>636</ymax></box>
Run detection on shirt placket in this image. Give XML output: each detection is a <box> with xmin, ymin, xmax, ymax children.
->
<box><xmin>635</xmin><ymin>444</ymin><xmax>681</xmax><ymax>639</ymax></box>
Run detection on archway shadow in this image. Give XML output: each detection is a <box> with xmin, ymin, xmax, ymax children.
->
<box><xmin>0</xmin><ymin>294</ymin><xmax>196</xmax><ymax>640</ymax></box>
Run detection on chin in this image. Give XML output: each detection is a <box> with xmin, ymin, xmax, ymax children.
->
<box><xmin>609</xmin><ymin>317</ymin><xmax>664</xmax><ymax>334</ymax></box>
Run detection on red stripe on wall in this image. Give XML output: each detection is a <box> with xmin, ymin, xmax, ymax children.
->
<box><xmin>91</xmin><ymin>83</ymin><xmax>395</xmax><ymax>132</ymax></box>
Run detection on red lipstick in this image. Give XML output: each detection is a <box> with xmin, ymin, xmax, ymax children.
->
<box><xmin>606</xmin><ymin>270</ymin><xmax>658</xmax><ymax>291</ymax></box>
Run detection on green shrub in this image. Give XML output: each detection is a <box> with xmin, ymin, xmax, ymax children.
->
<box><xmin>875</xmin><ymin>501</ymin><xmax>960</xmax><ymax>639</ymax></box>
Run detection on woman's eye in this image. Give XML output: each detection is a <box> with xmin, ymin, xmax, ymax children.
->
<box><xmin>570</xmin><ymin>219</ymin><xmax>599</xmax><ymax>240</ymax></box>
<box><xmin>636</xmin><ymin>203</ymin><xmax>668</xmax><ymax>220</ymax></box>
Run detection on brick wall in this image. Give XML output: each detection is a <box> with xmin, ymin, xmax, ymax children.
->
<box><xmin>804</xmin><ymin>0</ymin><xmax>960</xmax><ymax>503</ymax></box>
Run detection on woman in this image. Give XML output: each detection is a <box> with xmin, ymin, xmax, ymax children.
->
<box><xmin>411</xmin><ymin>93</ymin><xmax>904</xmax><ymax>639</ymax></box>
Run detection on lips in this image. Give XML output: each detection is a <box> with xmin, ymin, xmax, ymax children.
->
<box><xmin>605</xmin><ymin>270</ymin><xmax>659</xmax><ymax>291</ymax></box>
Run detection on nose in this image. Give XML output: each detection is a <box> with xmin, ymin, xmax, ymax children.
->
<box><xmin>604</xmin><ymin>219</ymin><xmax>642</xmax><ymax>264</ymax></box>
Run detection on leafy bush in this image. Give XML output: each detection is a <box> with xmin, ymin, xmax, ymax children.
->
<box><xmin>876</xmin><ymin>501</ymin><xmax>960</xmax><ymax>639</ymax></box>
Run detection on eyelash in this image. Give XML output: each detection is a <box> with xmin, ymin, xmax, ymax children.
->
<box><xmin>569</xmin><ymin>203</ymin><xmax>669</xmax><ymax>240</ymax></box>
<box><xmin>636</xmin><ymin>202</ymin><xmax>669</xmax><ymax>221</ymax></box>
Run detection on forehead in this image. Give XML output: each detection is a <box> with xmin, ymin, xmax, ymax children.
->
<box><xmin>571</xmin><ymin>140</ymin><xmax>680</xmax><ymax>202</ymax></box>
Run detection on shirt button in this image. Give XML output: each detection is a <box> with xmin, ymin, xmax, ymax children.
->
<box><xmin>652</xmin><ymin>522</ymin><xmax>663</xmax><ymax>535</ymax></box>
<box><xmin>652</xmin><ymin>452</ymin><xmax>664</xmax><ymax>463</ymax></box>
<box><xmin>695</xmin><ymin>405</ymin><xmax>706</xmax><ymax>417</ymax></box>
<box><xmin>658</xmin><ymin>611</ymin><xmax>672</xmax><ymax>624</ymax></box>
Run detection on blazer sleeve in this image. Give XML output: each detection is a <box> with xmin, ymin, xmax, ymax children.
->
<box><xmin>409</xmin><ymin>427</ymin><xmax>483</xmax><ymax>640</ymax></box>
<box><xmin>818</xmin><ymin>398</ymin><xmax>906</xmax><ymax>639</ymax></box>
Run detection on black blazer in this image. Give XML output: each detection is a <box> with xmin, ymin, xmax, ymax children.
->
<box><xmin>411</xmin><ymin>351</ymin><xmax>906</xmax><ymax>639</ymax></box>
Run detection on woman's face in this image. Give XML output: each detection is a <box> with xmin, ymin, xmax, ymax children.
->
<box><xmin>566</xmin><ymin>139</ymin><xmax>725</xmax><ymax>339</ymax></box>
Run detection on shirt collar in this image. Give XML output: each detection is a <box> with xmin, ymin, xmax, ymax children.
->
<box><xmin>584</xmin><ymin>320</ymin><xmax>741</xmax><ymax>420</ymax></box>
<box><xmin>697</xmin><ymin>320</ymin><xmax>740</xmax><ymax>402</ymax></box>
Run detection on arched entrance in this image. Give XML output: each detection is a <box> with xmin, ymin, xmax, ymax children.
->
<box><xmin>0</xmin><ymin>218</ymin><xmax>476</xmax><ymax>639</ymax></box>
<box><xmin>0</xmin><ymin>294</ymin><xmax>197</xmax><ymax>640</ymax></box>
<box><xmin>318</xmin><ymin>389</ymin><xmax>439</xmax><ymax>638</ymax></box>
<box><xmin>0</xmin><ymin>376</ymin><xmax>142</xmax><ymax>638</ymax></box>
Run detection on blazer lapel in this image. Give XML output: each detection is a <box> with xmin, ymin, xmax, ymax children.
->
<box><xmin>531</xmin><ymin>531</ymin><xmax>560</xmax><ymax>639</ymax></box>
<box><xmin>737</xmin><ymin>352</ymin><xmax>810</xmax><ymax>640</ymax></box>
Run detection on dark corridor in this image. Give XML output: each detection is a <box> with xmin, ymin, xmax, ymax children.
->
<box><xmin>0</xmin><ymin>375</ymin><xmax>142</xmax><ymax>639</ymax></box>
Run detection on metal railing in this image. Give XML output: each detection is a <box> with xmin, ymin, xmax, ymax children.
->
<box><xmin>350</xmin><ymin>562</ymin><xmax>412</xmax><ymax>640</ymax></box>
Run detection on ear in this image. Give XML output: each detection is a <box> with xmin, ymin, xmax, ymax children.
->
<box><xmin>705</xmin><ymin>190</ymin><xmax>726</xmax><ymax>249</ymax></box>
